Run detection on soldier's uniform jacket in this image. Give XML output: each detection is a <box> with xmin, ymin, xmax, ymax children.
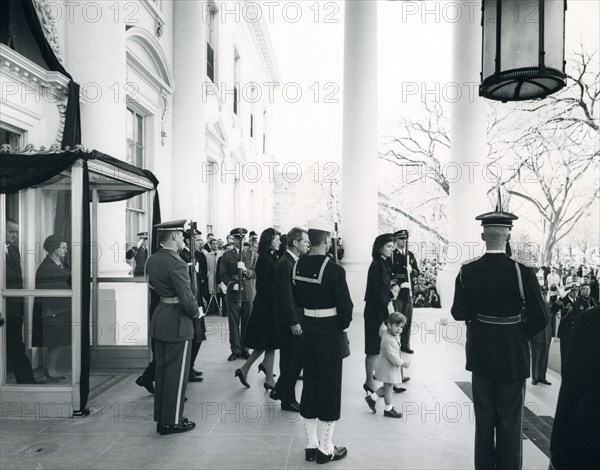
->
<box><xmin>292</xmin><ymin>255</ymin><xmax>353</xmax><ymax>338</ymax></box>
<box><xmin>389</xmin><ymin>248</ymin><xmax>419</xmax><ymax>285</ymax></box>
<box><xmin>125</xmin><ymin>244</ymin><xmax>148</xmax><ymax>276</ymax></box>
<box><xmin>555</xmin><ymin>294</ymin><xmax>599</xmax><ymax>341</ymax></box>
<box><xmin>146</xmin><ymin>247</ymin><xmax>199</xmax><ymax>342</ymax></box>
<box><xmin>451</xmin><ymin>253</ymin><xmax>548</xmax><ymax>380</ymax></box>
<box><xmin>220</xmin><ymin>247</ymin><xmax>256</xmax><ymax>302</ymax></box>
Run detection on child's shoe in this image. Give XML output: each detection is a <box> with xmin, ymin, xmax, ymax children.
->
<box><xmin>384</xmin><ymin>407</ymin><xmax>402</xmax><ymax>418</ymax></box>
<box><xmin>364</xmin><ymin>396</ymin><xmax>377</xmax><ymax>413</ymax></box>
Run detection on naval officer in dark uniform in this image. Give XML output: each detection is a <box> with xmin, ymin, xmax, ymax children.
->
<box><xmin>389</xmin><ymin>229</ymin><xmax>419</xmax><ymax>353</ymax></box>
<box><xmin>292</xmin><ymin>219</ymin><xmax>353</xmax><ymax>464</ymax></box>
<box><xmin>146</xmin><ymin>220</ymin><xmax>204</xmax><ymax>435</ymax></box>
<box><xmin>451</xmin><ymin>207</ymin><xmax>547</xmax><ymax>470</ymax></box>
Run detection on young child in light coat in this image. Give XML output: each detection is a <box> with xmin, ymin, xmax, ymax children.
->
<box><xmin>365</xmin><ymin>312</ymin><xmax>408</xmax><ymax>418</ymax></box>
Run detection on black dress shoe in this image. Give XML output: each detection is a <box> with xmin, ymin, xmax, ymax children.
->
<box><xmin>305</xmin><ymin>448</ymin><xmax>318</xmax><ymax>462</ymax></box>
<box><xmin>188</xmin><ymin>375</ymin><xmax>204</xmax><ymax>382</ymax></box>
<box><xmin>281</xmin><ymin>401</ymin><xmax>300</xmax><ymax>412</ymax></box>
<box><xmin>135</xmin><ymin>375</ymin><xmax>155</xmax><ymax>394</ymax></box>
<box><xmin>235</xmin><ymin>369</ymin><xmax>250</xmax><ymax>388</ymax></box>
<box><xmin>258</xmin><ymin>363</ymin><xmax>277</xmax><ymax>377</ymax></box>
<box><xmin>365</xmin><ymin>396</ymin><xmax>377</xmax><ymax>413</ymax></box>
<box><xmin>531</xmin><ymin>379</ymin><xmax>538</xmax><ymax>385</ymax></box>
<box><xmin>393</xmin><ymin>386</ymin><xmax>406</xmax><ymax>393</ymax></box>
<box><xmin>227</xmin><ymin>353</ymin><xmax>239</xmax><ymax>361</ymax></box>
<box><xmin>401</xmin><ymin>347</ymin><xmax>414</xmax><ymax>354</ymax></box>
<box><xmin>384</xmin><ymin>407</ymin><xmax>403</xmax><ymax>418</ymax></box>
<box><xmin>191</xmin><ymin>369</ymin><xmax>203</xmax><ymax>377</ymax></box>
<box><xmin>263</xmin><ymin>382</ymin><xmax>275</xmax><ymax>391</ymax></box>
<box><xmin>240</xmin><ymin>351</ymin><xmax>250</xmax><ymax>359</ymax></box>
<box><xmin>402</xmin><ymin>376</ymin><xmax>411</xmax><ymax>383</ymax></box>
<box><xmin>158</xmin><ymin>418</ymin><xmax>196</xmax><ymax>435</ymax></box>
<box><xmin>363</xmin><ymin>383</ymin><xmax>375</xmax><ymax>395</ymax></box>
<box><xmin>316</xmin><ymin>446</ymin><xmax>348</xmax><ymax>464</ymax></box>
<box><xmin>269</xmin><ymin>389</ymin><xmax>280</xmax><ymax>401</ymax></box>
<box><xmin>538</xmin><ymin>379</ymin><xmax>552</xmax><ymax>385</ymax></box>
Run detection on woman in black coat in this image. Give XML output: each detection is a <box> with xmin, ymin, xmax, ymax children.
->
<box><xmin>235</xmin><ymin>228</ymin><xmax>282</xmax><ymax>390</ymax></box>
<box><xmin>363</xmin><ymin>233</ymin><xmax>395</xmax><ymax>394</ymax></box>
<box><xmin>32</xmin><ymin>235</ymin><xmax>71</xmax><ymax>382</ymax></box>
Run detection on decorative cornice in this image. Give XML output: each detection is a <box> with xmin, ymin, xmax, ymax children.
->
<box><xmin>0</xmin><ymin>143</ymin><xmax>86</xmax><ymax>153</ymax></box>
<box><xmin>160</xmin><ymin>94</ymin><xmax>169</xmax><ymax>146</ymax></box>
<box><xmin>1</xmin><ymin>45</ymin><xmax>70</xmax><ymax>100</ymax></box>
<box><xmin>251</xmin><ymin>16</ymin><xmax>281</xmax><ymax>83</ymax></box>
<box><xmin>32</xmin><ymin>0</ymin><xmax>64</xmax><ymax>65</ymax></box>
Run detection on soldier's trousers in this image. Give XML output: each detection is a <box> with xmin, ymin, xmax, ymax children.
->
<box><xmin>472</xmin><ymin>373</ymin><xmax>525</xmax><ymax>470</ymax></box>
<box><xmin>397</xmin><ymin>290</ymin><xmax>413</xmax><ymax>349</ymax></box>
<box><xmin>227</xmin><ymin>300</ymin><xmax>252</xmax><ymax>354</ymax></box>
<box><xmin>275</xmin><ymin>330</ymin><xmax>303</xmax><ymax>405</ymax></box>
<box><xmin>530</xmin><ymin>342</ymin><xmax>550</xmax><ymax>381</ymax></box>
<box><xmin>154</xmin><ymin>339</ymin><xmax>191</xmax><ymax>425</ymax></box>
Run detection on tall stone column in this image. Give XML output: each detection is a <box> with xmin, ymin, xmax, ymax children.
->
<box><xmin>65</xmin><ymin>0</ymin><xmax>129</xmax><ymax>277</ymax></box>
<box><xmin>172</xmin><ymin>0</ymin><xmax>207</xmax><ymax>223</ymax></box>
<box><xmin>437</xmin><ymin>1</ymin><xmax>489</xmax><ymax>309</ymax></box>
<box><xmin>341</xmin><ymin>1</ymin><xmax>379</xmax><ymax>303</ymax></box>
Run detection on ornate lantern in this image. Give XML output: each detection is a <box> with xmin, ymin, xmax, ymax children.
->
<box><xmin>480</xmin><ymin>0</ymin><xmax>567</xmax><ymax>102</ymax></box>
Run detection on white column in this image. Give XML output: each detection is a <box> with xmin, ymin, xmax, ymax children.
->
<box><xmin>172</xmin><ymin>0</ymin><xmax>207</xmax><ymax>223</ymax></box>
<box><xmin>65</xmin><ymin>1</ymin><xmax>129</xmax><ymax>276</ymax></box>
<box><xmin>437</xmin><ymin>1</ymin><xmax>489</xmax><ymax>308</ymax></box>
<box><xmin>341</xmin><ymin>1</ymin><xmax>379</xmax><ymax>303</ymax></box>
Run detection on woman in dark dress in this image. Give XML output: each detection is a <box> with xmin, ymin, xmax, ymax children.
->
<box><xmin>235</xmin><ymin>228</ymin><xmax>282</xmax><ymax>390</ymax></box>
<box><xmin>32</xmin><ymin>235</ymin><xmax>71</xmax><ymax>382</ymax></box>
<box><xmin>363</xmin><ymin>233</ymin><xmax>395</xmax><ymax>394</ymax></box>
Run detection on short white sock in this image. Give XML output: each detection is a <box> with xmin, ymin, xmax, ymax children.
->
<box><xmin>384</xmin><ymin>404</ymin><xmax>393</xmax><ymax>412</ymax></box>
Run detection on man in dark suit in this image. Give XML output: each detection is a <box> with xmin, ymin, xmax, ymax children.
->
<box><xmin>451</xmin><ymin>207</ymin><xmax>547</xmax><ymax>470</ymax></box>
<box><xmin>389</xmin><ymin>229</ymin><xmax>419</xmax><ymax>354</ymax></box>
<box><xmin>292</xmin><ymin>219</ymin><xmax>353</xmax><ymax>464</ymax></box>
<box><xmin>272</xmin><ymin>227</ymin><xmax>310</xmax><ymax>412</ymax></box>
<box><xmin>220</xmin><ymin>228</ymin><xmax>256</xmax><ymax>361</ymax></box>
<box><xmin>4</xmin><ymin>218</ymin><xmax>37</xmax><ymax>384</ymax></box>
<box><xmin>146</xmin><ymin>220</ymin><xmax>204</xmax><ymax>435</ymax></box>
<box><xmin>125</xmin><ymin>231</ymin><xmax>149</xmax><ymax>276</ymax></box>
<box><xmin>553</xmin><ymin>283</ymin><xmax>584</xmax><ymax>367</ymax></box>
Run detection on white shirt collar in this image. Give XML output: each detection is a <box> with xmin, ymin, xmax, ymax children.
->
<box><xmin>287</xmin><ymin>249</ymin><xmax>298</xmax><ymax>261</ymax></box>
<box><xmin>485</xmin><ymin>249</ymin><xmax>506</xmax><ymax>254</ymax></box>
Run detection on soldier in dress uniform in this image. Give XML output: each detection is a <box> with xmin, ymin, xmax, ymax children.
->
<box><xmin>451</xmin><ymin>207</ymin><xmax>548</xmax><ymax>470</ymax></box>
<box><xmin>389</xmin><ymin>229</ymin><xmax>419</xmax><ymax>354</ymax></box>
<box><xmin>146</xmin><ymin>220</ymin><xmax>204</xmax><ymax>435</ymax></box>
<box><xmin>292</xmin><ymin>219</ymin><xmax>353</xmax><ymax>464</ymax></box>
<box><xmin>125</xmin><ymin>231</ymin><xmax>149</xmax><ymax>276</ymax></box>
<box><xmin>220</xmin><ymin>228</ymin><xmax>256</xmax><ymax>361</ymax></box>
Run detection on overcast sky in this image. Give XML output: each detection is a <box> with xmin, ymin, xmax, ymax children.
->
<box><xmin>266</xmin><ymin>0</ymin><xmax>600</xmax><ymax>167</ymax></box>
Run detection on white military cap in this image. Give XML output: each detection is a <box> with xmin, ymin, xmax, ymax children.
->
<box><xmin>307</xmin><ymin>218</ymin><xmax>331</xmax><ymax>232</ymax></box>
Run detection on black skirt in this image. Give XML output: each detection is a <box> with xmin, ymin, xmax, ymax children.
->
<box><xmin>243</xmin><ymin>292</ymin><xmax>283</xmax><ymax>350</ymax></box>
<box><xmin>364</xmin><ymin>301</ymin><xmax>388</xmax><ymax>355</ymax></box>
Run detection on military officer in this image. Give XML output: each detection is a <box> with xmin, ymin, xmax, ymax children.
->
<box><xmin>220</xmin><ymin>228</ymin><xmax>256</xmax><ymax>361</ymax></box>
<box><xmin>125</xmin><ymin>231</ymin><xmax>149</xmax><ymax>276</ymax></box>
<box><xmin>146</xmin><ymin>220</ymin><xmax>204</xmax><ymax>435</ymax></box>
<box><xmin>451</xmin><ymin>207</ymin><xmax>547</xmax><ymax>470</ymax></box>
<box><xmin>389</xmin><ymin>229</ymin><xmax>419</xmax><ymax>354</ymax></box>
<box><xmin>292</xmin><ymin>219</ymin><xmax>353</xmax><ymax>464</ymax></box>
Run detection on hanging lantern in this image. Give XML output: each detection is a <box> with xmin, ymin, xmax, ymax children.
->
<box><xmin>480</xmin><ymin>0</ymin><xmax>567</xmax><ymax>102</ymax></box>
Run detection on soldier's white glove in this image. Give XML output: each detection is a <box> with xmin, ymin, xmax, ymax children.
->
<box><xmin>407</xmin><ymin>265</ymin><xmax>413</xmax><ymax>274</ymax></box>
<box><xmin>400</xmin><ymin>282</ymin><xmax>410</xmax><ymax>289</ymax></box>
<box><xmin>194</xmin><ymin>261</ymin><xmax>200</xmax><ymax>273</ymax></box>
<box><xmin>197</xmin><ymin>306</ymin><xmax>205</xmax><ymax>318</ymax></box>
<box><xmin>232</xmin><ymin>283</ymin><xmax>239</xmax><ymax>291</ymax></box>
<box><xmin>237</xmin><ymin>261</ymin><xmax>247</xmax><ymax>272</ymax></box>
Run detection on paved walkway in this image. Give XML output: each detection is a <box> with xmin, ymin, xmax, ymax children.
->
<box><xmin>1</xmin><ymin>308</ymin><xmax>561</xmax><ymax>470</ymax></box>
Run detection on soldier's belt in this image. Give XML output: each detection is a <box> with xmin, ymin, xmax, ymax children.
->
<box><xmin>476</xmin><ymin>314</ymin><xmax>521</xmax><ymax>325</ymax></box>
<box><xmin>160</xmin><ymin>296</ymin><xmax>180</xmax><ymax>304</ymax></box>
<box><xmin>304</xmin><ymin>307</ymin><xmax>337</xmax><ymax>318</ymax></box>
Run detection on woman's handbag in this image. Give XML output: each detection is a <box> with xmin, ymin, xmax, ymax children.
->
<box><xmin>341</xmin><ymin>331</ymin><xmax>350</xmax><ymax>359</ymax></box>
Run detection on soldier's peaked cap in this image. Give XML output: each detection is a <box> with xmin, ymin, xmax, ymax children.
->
<box><xmin>393</xmin><ymin>229</ymin><xmax>409</xmax><ymax>239</ymax></box>
<box><xmin>136</xmin><ymin>231</ymin><xmax>148</xmax><ymax>238</ymax></box>
<box><xmin>154</xmin><ymin>219</ymin><xmax>186</xmax><ymax>232</ymax></box>
<box><xmin>183</xmin><ymin>228</ymin><xmax>202</xmax><ymax>240</ymax></box>
<box><xmin>230</xmin><ymin>227</ymin><xmax>248</xmax><ymax>238</ymax></box>
<box><xmin>307</xmin><ymin>218</ymin><xmax>331</xmax><ymax>232</ymax></box>
<box><xmin>476</xmin><ymin>188</ymin><xmax>518</xmax><ymax>228</ymax></box>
